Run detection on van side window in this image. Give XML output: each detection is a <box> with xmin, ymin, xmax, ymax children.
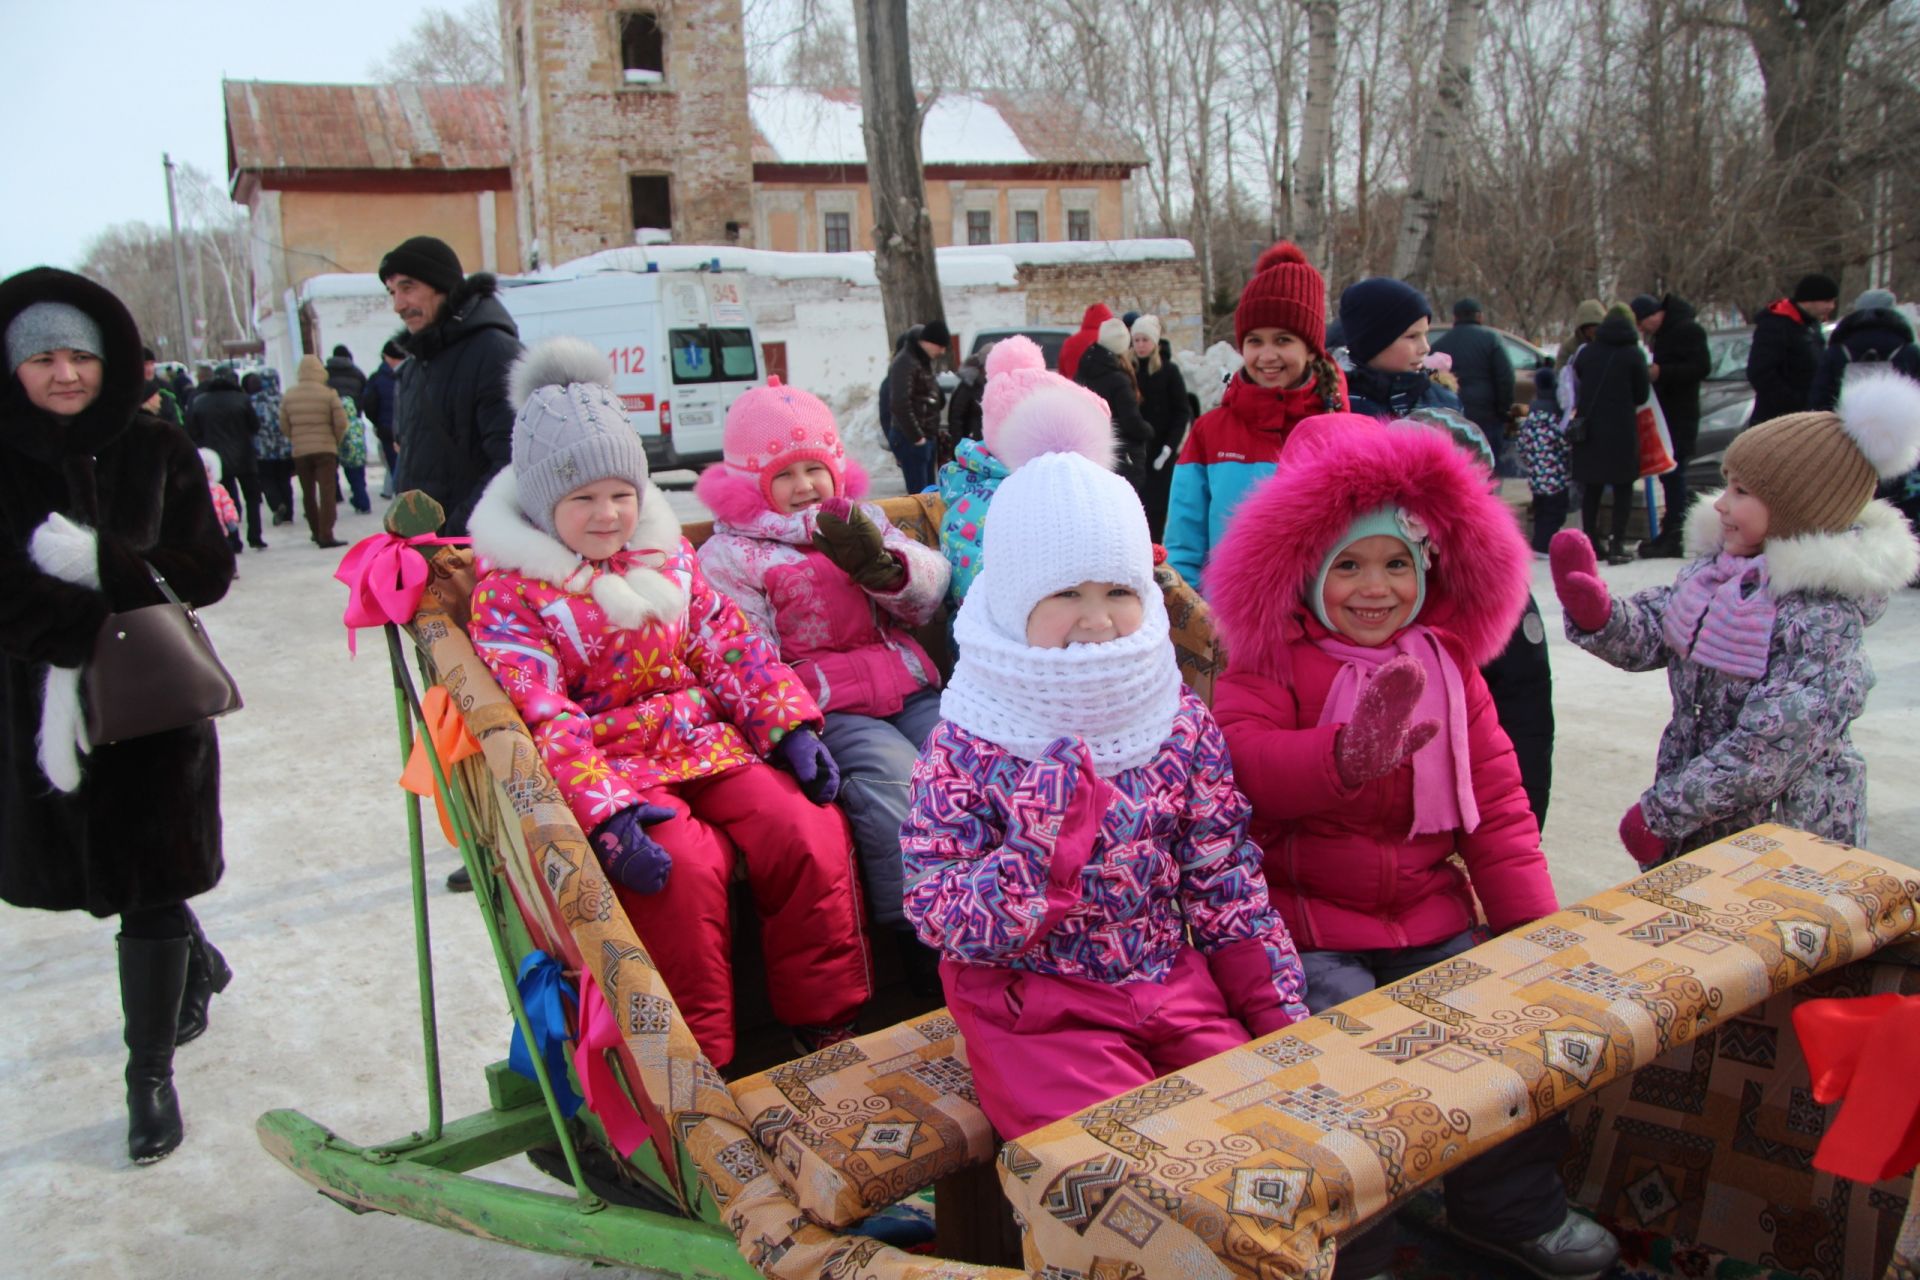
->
<box><xmin>669</xmin><ymin>329</ymin><xmax>759</xmax><ymax>384</ymax></box>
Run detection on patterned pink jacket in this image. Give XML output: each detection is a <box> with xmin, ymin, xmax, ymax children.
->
<box><xmin>901</xmin><ymin>687</ymin><xmax>1308</xmax><ymax>1028</ymax></box>
<box><xmin>466</xmin><ymin>472</ymin><xmax>823</xmax><ymax>832</ymax></box>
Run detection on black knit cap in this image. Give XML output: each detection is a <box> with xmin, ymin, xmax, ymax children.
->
<box><xmin>1792</xmin><ymin>273</ymin><xmax>1840</xmax><ymax>304</ymax></box>
<box><xmin>378</xmin><ymin>236</ymin><xmax>465</xmax><ymax>296</ymax></box>
<box><xmin>919</xmin><ymin>319</ymin><xmax>952</xmax><ymax>348</ymax></box>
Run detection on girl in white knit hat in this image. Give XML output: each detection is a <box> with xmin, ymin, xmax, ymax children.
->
<box><xmin>900</xmin><ymin>385</ymin><xmax>1308</xmax><ymax>1140</ymax></box>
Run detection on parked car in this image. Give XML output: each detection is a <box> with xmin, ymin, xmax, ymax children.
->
<box><xmin>937</xmin><ymin>325</ymin><xmax>1074</xmax><ymax>393</ymax></box>
<box><xmin>1425</xmin><ymin>325</ymin><xmax>1553</xmax><ymax>406</ymax></box>
<box><xmin>1686</xmin><ymin>329</ymin><xmax>1756</xmax><ymax>493</ymax></box>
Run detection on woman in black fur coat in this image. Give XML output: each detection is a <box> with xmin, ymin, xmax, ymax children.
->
<box><xmin>0</xmin><ymin>268</ymin><xmax>236</xmax><ymax>1164</ymax></box>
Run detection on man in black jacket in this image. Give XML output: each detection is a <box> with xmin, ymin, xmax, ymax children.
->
<box><xmin>1430</xmin><ymin>297</ymin><xmax>1516</xmax><ymax>469</ymax></box>
<box><xmin>1632</xmin><ymin>293</ymin><xmax>1713</xmax><ymax>557</ymax></box>
<box><xmin>885</xmin><ymin>319</ymin><xmax>946</xmax><ymax>493</ymax></box>
<box><xmin>324</xmin><ymin>344</ymin><xmax>367</xmax><ymax>406</ymax></box>
<box><xmin>185</xmin><ymin>364</ymin><xmax>267</xmax><ymax>550</ymax></box>
<box><xmin>380</xmin><ymin>235</ymin><xmax>522</xmax><ymax>539</ymax></box>
<box><xmin>361</xmin><ymin>336</ymin><xmax>406</xmax><ymax>497</ymax></box>
<box><xmin>1746</xmin><ymin>273</ymin><xmax>1837</xmax><ymax>425</ymax></box>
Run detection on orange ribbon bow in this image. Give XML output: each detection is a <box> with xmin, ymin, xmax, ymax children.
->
<box><xmin>1792</xmin><ymin>993</ymin><xmax>1920</xmax><ymax>1183</ymax></box>
<box><xmin>398</xmin><ymin>686</ymin><xmax>483</xmax><ymax>846</ymax></box>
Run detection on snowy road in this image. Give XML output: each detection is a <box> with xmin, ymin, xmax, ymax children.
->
<box><xmin>6</xmin><ymin>477</ymin><xmax>1920</xmax><ymax>1278</ymax></box>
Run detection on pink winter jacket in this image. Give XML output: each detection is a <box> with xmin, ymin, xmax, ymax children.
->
<box><xmin>465</xmin><ymin>473</ymin><xmax>824</xmax><ymax>832</ymax></box>
<box><xmin>1214</xmin><ymin>619</ymin><xmax>1557</xmax><ymax>953</ymax></box>
<box><xmin>697</xmin><ymin>502</ymin><xmax>948</xmax><ymax>718</ymax></box>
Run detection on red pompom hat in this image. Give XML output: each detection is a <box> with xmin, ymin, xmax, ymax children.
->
<box><xmin>1234</xmin><ymin>242</ymin><xmax>1328</xmax><ymax>355</ymax></box>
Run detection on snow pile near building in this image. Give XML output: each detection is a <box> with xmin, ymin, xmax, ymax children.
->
<box><xmin>833</xmin><ymin>388</ymin><xmax>906</xmax><ymax>495</ymax></box>
<box><xmin>751</xmin><ymin>87</ymin><xmax>1034</xmax><ymax>166</ymax></box>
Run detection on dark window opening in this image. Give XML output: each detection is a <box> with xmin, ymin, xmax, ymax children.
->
<box><xmin>1015</xmin><ymin>209</ymin><xmax>1040</xmax><ymax>243</ymax></box>
<box><xmin>1067</xmin><ymin>209</ymin><xmax>1092</xmax><ymax>241</ymax></box>
<box><xmin>630</xmin><ymin>174</ymin><xmax>672</xmax><ymax>234</ymax></box>
<box><xmin>824</xmin><ymin>211</ymin><xmax>851</xmax><ymax>253</ymax></box>
<box><xmin>966</xmin><ymin>210</ymin><xmax>992</xmax><ymax>245</ymax></box>
<box><xmin>621</xmin><ymin>12</ymin><xmax>664</xmax><ymax>83</ymax></box>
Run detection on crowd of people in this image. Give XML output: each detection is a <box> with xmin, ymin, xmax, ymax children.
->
<box><xmin>7</xmin><ymin>232</ymin><xmax>1920</xmax><ymax>1280</ymax></box>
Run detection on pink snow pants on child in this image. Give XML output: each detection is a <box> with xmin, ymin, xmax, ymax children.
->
<box><xmin>611</xmin><ymin>760</ymin><xmax>870</xmax><ymax>1069</ymax></box>
<box><xmin>940</xmin><ymin>948</ymin><xmax>1252</xmax><ymax>1139</ymax></box>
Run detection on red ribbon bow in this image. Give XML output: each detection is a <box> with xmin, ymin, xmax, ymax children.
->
<box><xmin>1792</xmin><ymin>993</ymin><xmax>1920</xmax><ymax>1182</ymax></box>
<box><xmin>333</xmin><ymin>531</ymin><xmax>469</xmax><ymax>654</ymax></box>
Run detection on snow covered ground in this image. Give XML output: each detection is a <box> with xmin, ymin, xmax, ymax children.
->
<box><xmin>6</xmin><ymin>469</ymin><xmax>1920</xmax><ymax>1278</ymax></box>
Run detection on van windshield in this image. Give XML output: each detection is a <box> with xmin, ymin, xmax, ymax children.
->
<box><xmin>669</xmin><ymin>328</ymin><xmax>758</xmax><ymax>384</ymax></box>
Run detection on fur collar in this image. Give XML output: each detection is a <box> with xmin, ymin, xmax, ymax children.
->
<box><xmin>1686</xmin><ymin>491</ymin><xmax>1919</xmax><ymax>600</ymax></box>
<box><xmin>467</xmin><ymin>469</ymin><xmax>690</xmax><ymax>628</ymax></box>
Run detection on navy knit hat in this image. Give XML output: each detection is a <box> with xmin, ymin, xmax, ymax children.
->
<box><xmin>1339</xmin><ymin>277</ymin><xmax>1433</xmax><ymax>367</ymax></box>
<box><xmin>1452</xmin><ymin>297</ymin><xmax>1482</xmax><ymax>320</ymax></box>
<box><xmin>1792</xmin><ymin>273</ymin><xmax>1840</xmax><ymax>304</ymax></box>
<box><xmin>1629</xmin><ymin>294</ymin><xmax>1662</xmax><ymax>321</ymax></box>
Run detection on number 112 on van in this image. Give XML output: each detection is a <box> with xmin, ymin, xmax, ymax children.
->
<box><xmin>607</xmin><ymin>345</ymin><xmax>648</xmax><ymax>375</ymax></box>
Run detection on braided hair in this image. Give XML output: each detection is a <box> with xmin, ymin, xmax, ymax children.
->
<box><xmin>1305</xmin><ymin>351</ymin><xmax>1346</xmax><ymax>414</ymax></box>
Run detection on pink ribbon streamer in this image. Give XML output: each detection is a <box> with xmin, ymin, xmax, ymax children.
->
<box><xmin>574</xmin><ymin>970</ymin><xmax>654</xmax><ymax>1157</ymax></box>
<box><xmin>333</xmin><ymin>531</ymin><xmax>469</xmax><ymax>654</ymax></box>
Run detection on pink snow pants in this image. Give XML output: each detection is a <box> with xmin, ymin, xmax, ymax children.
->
<box><xmin>612</xmin><ymin>761</ymin><xmax>870</xmax><ymax>1069</ymax></box>
<box><xmin>940</xmin><ymin>948</ymin><xmax>1252</xmax><ymax>1139</ymax></box>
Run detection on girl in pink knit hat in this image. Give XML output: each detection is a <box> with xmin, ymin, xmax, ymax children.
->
<box><xmin>934</xmin><ymin>335</ymin><xmax>1117</xmax><ymax>605</ymax></box>
<box><xmin>696</xmin><ymin>378</ymin><xmax>955</xmax><ymax>992</ymax></box>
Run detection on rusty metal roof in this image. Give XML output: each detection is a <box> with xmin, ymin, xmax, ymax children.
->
<box><xmin>224</xmin><ymin>80</ymin><xmax>511</xmax><ymax>176</ymax></box>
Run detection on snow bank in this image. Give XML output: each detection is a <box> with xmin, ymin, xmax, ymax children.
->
<box><xmin>939</xmin><ymin>239</ymin><xmax>1197</xmax><ymax>268</ymax></box>
<box><xmin>521</xmin><ymin>245</ymin><xmax>1018</xmax><ymax>290</ymax></box>
<box><xmin>298</xmin><ymin>273</ymin><xmax>386</xmax><ymax>302</ymax></box>
<box><xmin>751</xmin><ymin>87</ymin><xmax>1033</xmax><ymax>166</ymax></box>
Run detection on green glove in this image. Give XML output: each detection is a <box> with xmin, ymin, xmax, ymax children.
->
<box><xmin>812</xmin><ymin>498</ymin><xmax>906</xmax><ymax>592</ymax></box>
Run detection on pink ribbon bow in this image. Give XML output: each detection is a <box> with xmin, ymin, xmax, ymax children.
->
<box><xmin>333</xmin><ymin>531</ymin><xmax>469</xmax><ymax>654</ymax></box>
<box><xmin>574</xmin><ymin>970</ymin><xmax>656</xmax><ymax>1158</ymax></box>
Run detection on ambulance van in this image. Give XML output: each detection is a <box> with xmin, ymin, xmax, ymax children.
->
<box><xmin>497</xmin><ymin>267</ymin><xmax>763</xmax><ymax>472</ymax></box>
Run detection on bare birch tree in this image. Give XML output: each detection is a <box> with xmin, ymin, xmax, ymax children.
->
<box><xmin>1392</xmin><ymin>0</ymin><xmax>1486</xmax><ymax>287</ymax></box>
<box><xmin>852</xmin><ymin>0</ymin><xmax>946</xmax><ymax>345</ymax></box>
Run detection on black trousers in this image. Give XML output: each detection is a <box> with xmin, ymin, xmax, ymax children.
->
<box><xmin>1581</xmin><ymin>482</ymin><xmax>1634</xmax><ymax>547</ymax></box>
<box><xmin>222</xmin><ymin>473</ymin><xmax>265</xmax><ymax>546</ymax></box>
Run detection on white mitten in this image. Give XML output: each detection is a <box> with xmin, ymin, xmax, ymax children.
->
<box><xmin>28</xmin><ymin>513</ymin><xmax>100</xmax><ymax>792</ymax></box>
<box><xmin>1153</xmin><ymin>445</ymin><xmax>1173</xmax><ymax>471</ymax></box>
<box><xmin>29</xmin><ymin>512</ymin><xmax>101</xmax><ymax>589</ymax></box>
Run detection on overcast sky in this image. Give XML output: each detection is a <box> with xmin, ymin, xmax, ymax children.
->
<box><xmin>0</xmin><ymin>0</ymin><xmax>453</xmax><ymax>280</ymax></box>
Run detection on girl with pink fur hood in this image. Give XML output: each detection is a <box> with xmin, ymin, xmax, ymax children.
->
<box><xmin>1206</xmin><ymin>414</ymin><xmax>1616</xmax><ymax>1279</ymax></box>
<box><xmin>696</xmin><ymin>380</ymin><xmax>950</xmax><ymax>978</ymax></box>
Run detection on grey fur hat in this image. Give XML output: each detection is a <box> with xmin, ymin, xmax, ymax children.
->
<box><xmin>510</xmin><ymin>337</ymin><xmax>650</xmax><ymax>539</ymax></box>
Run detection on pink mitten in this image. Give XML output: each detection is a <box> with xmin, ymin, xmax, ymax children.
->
<box><xmin>1550</xmin><ymin>528</ymin><xmax>1612</xmax><ymax>632</ymax></box>
<box><xmin>1619</xmin><ymin>803</ymin><xmax>1671</xmax><ymax>869</ymax></box>
<box><xmin>1334</xmin><ymin>655</ymin><xmax>1441</xmax><ymax>788</ymax></box>
<box><xmin>817</xmin><ymin>496</ymin><xmax>855</xmax><ymax>522</ymax></box>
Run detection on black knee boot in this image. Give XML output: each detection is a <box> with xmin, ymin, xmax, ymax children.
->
<box><xmin>175</xmin><ymin>908</ymin><xmax>233</xmax><ymax>1046</ymax></box>
<box><xmin>118</xmin><ymin>934</ymin><xmax>189</xmax><ymax>1164</ymax></box>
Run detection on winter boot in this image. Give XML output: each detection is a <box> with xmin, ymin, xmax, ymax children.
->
<box><xmin>118</xmin><ymin>934</ymin><xmax>190</xmax><ymax>1164</ymax></box>
<box><xmin>1605</xmin><ymin>538</ymin><xmax>1634</xmax><ymax>566</ymax></box>
<box><xmin>175</xmin><ymin>908</ymin><xmax>233</xmax><ymax>1046</ymax></box>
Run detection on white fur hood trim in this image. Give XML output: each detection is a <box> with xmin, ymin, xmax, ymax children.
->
<box><xmin>1687</xmin><ymin>490</ymin><xmax>1919</xmax><ymax>599</ymax></box>
<box><xmin>467</xmin><ymin>469</ymin><xmax>690</xmax><ymax>628</ymax></box>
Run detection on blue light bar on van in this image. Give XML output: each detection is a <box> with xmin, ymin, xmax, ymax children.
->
<box><xmin>647</xmin><ymin>262</ymin><xmax>659</xmax><ymax>273</ymax></box>
<box><xmin>711</xmin><ymin>257</ymin><xmax>722</xmax><ymax>272</ymax></box>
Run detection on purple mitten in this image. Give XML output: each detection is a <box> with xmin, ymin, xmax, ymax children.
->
<box><xmin>591</xmin><ymin>803</ymin><xmax>677</xmax><ymax>894</ymax></box>
<box><xmin>1333</xmin><ymin>654</ymin><xmax>1440</xmax><ymax>788</ymax></box>
<box><xmin>773</xmin><ymin>727</ymin><xmax>841</xmax><ymax>804</ymax></box>
<box><xmin>1550</xmin><ymin>528</ymin><xmax>1613</xmax><ymax>632</ymax></box>
<box><xmin>1619</xmin><ymin>803</ymin><xmax>1672</xmax><ymax>869</ymax></box>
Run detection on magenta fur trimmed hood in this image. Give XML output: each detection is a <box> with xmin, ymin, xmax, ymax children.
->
<box><xmin>1207</xmin><ymin>413</ymin><xmax>1531</xmax><ymax>674</ymax></box>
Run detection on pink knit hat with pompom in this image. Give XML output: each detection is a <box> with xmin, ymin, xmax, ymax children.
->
<box><xmin>980</xmin><ymin>334</ymin><xmax>1112</xmax><ymax>461</ymax></box>
<box><xmin>693</xmin><ymin>377</ymin><xmax>869</xmax><ymax>524</ymax></box>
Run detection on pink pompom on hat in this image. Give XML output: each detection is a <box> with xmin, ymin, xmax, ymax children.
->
<box><xmin>980</xmin><ymin>334</ymin><xmax>1111</xmax><ymax>461</ymax></box>
<box><xmin>693</xmin><ymin>376</ymin><xmax>869</xmax><ymax>524</ymax></box>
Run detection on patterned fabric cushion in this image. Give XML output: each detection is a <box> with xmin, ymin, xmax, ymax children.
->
<box><xmin>998</xmin><ymin>826</ymin><xmax>1920</xmax><ymax>1278</ymax></box>
<box><xmin>1566</xmin><ymin>950</ymin><xmax>1920</xmax><ymax>1280</ymax></box>
<box><xmin>730</xmin><ymin>1011</ymin><xmax>999</xmax><ymax>1229</ymax></box>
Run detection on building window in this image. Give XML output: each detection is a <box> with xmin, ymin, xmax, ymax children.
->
<box><xmin>631</xmin><ymin>174</ymin><xmax>673</xmax><ymax>236</ymax></box>
<box><xmin>823</xmin><ymin>211</ymin><xmax>851</xmax><ymax>253</ymax></box>
<box><xmin>1015</xmin><ymin>209</ymin><xmax>1040</xmax><ymax>243</ymax></box>
<box><xmin>621</xmin><ymin>12</ymin><xmax>664</xmax><ymax>84</ymax></box>
<box><xmin>1067</xmin><ymin>209</ymin><xmax>1092</xmax><ymax>241</ymax></box>
<box><xmin>966</xmin><ymin>210</ymin><xmax>992</xmax><ymax>245</ymax></box>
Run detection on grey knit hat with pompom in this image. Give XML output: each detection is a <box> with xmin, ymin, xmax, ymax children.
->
<box><xmin>509</xmin><ymin>336</ymin><xmax>650</xmax><ymax>538</ymax></box>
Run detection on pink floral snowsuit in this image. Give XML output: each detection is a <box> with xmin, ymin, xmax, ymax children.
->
<box><xmin>467</xmin><ymin>474</ymin><xmax>868</xmax><ymax>1068</ymax></box>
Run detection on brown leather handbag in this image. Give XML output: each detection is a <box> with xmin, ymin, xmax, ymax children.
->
<box><xmin>84</xmin><ymin>566</ymin><xmax>243</xmax><ymax>745</ymax></box>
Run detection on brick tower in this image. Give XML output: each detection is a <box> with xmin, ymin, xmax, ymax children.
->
<box><xmin>500</xmin><ymin>0</ymin><xmax>757</xmax><ymax>268</ymax></box>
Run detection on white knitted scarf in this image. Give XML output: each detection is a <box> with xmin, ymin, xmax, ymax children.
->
<box><xmin>940</xmin><ymin>586</ymin><xmax>1184</xmax><ymax>776</ymax></box>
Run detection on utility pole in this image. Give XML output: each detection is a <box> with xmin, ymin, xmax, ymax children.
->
<box><xmin>162</xmin><ymin>154</ymin><xmax>195</xmax><ymax>365</ymax></box>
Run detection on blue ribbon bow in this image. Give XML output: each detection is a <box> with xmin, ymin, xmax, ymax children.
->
<box><xmin>507</xmin><ymin>950</ymin><xmax>584</xmax><ymax>1118</ymax></box>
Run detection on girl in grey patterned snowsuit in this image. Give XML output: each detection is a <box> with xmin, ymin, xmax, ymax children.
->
<box><xmin>1550</xmin><ymin>368</ymin><xmax>1920</xmax><ymax>867</ymax></box>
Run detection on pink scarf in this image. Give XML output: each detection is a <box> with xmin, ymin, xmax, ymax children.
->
<box><xmin>1313</xmin><ymin>626</ymin><xmax>1479</xmax><ymax>837</ymax></box>
<box><xmin>1661</xmin><ymin>553</ymin><xmax>1775</xmax><ymax>679</ymax></box>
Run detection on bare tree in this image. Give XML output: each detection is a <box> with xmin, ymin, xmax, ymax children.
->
<box><xmin>369</xmin><ymin>0</ymin><xmax>503</xmax><ymax>84</ymax></box>
<box><xmin>1392</xmin><ymin>0</ymin><xmax>1486</xmax><ymax>287</ymax></box>
<box><xmin>783</xmin><ymin>16</ymin><xmax>859</xmax><ymax>87</ymax></box>
<box><xmin>1292</xmin><ymin>0</ymin><xmax>1338</xmax><ymax>262</ymax></box>
<box><xmin>852</xmin><ymin>0</ymin><xmax>946</xmax><ymax>345</ymax></box>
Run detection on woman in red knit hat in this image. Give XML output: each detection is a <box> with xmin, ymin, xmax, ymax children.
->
<box><xmin>1163</xmin><ymin>243</ymin><xmax>1346</xmax><ymax>594</ymax></box>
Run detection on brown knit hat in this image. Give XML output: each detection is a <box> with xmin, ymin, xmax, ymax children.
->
<box><xmin>1723</xmin><ymin>367</ymin><xmax>1920</xmax><ymax>538</ymax></box>
<box><xmin>1235</xmin><ymin>242</ymin><xmax>1327</xmax><ymax>354</ymax></box>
